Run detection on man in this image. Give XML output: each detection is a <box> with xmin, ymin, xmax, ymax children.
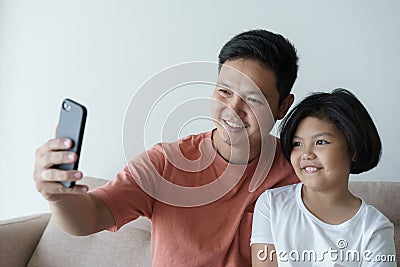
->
<box><xmin>34</xmin><ymin>29</ymin><xmax>300</xmax><ymax>266</ymax></box>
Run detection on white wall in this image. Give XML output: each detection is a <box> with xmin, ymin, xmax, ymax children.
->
<box><xmin>1</xmin><ymin>0</ymin><xmax>399</xmax><ymax>220</ymax></box>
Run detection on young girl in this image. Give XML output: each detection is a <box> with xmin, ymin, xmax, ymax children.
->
<box><xmin>251</xmin><ymin>89</ymin><xmax>396</xmax><ymax>266</ymax></box>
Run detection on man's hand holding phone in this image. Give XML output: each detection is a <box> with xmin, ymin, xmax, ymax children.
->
<box><xmin>34</xmin><ymin>138</ymin><xmax>88</xmax><ymax>202</ymax></box>
<box><xmin>32</xmin><ymin>99</ymin><xmax>116</xmax><ymax>236</ymax></box>
<box><xmin>34</xmin><ymin>98</ymin><xmax>88</xmax><ymax>201</ymax></box>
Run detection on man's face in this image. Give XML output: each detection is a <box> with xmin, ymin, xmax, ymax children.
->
<box><xmin>211</xmin><ymin>58</ymin><xmax>290</xmax><ymax>151</ymax></box>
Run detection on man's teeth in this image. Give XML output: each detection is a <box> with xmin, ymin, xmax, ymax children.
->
<box><xmin>225</xmin><ymin>120</ymin><xmax>245</xmax><ymax>128</ymax></box>
<box><xmin>304</xmin><ymin>167</ymin><xmax>318</xmax><ymax>172</ymax></box>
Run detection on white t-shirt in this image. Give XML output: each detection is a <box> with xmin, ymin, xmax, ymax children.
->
<box><xmin>251</xmin><ymin>183</ymin><xmax>396</xmax><ymax>266</ymax></box>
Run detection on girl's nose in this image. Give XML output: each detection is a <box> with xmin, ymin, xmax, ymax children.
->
<box><xmin>301</xmin><ymin>147</ymin><xmax>316</xmax><ymax>160</ymax></box>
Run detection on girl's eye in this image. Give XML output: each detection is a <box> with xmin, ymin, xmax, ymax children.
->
<box><xmin>316</xmin><ymin>140</ymin><xmax>328</xmax><ymax>145</ymax></box>
<box><xmin>292</xmin><ymin>141</ymin><xmax>302</xmax><ymax>147</ymax></box>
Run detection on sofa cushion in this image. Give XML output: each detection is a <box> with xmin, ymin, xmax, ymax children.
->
<box><xmin>28</xmin><ymin>216</ymin><xmax>152</xmax><ymax>267</ymax></box>
<box><xmin>0</xmin><ymin>213</ymin><xmax>50</xmax><ymax>267</ymax></box>
<box><xmin>26</xmin><ymin>179</ymin><xmax>398</xmax><ymax>266</ymax></box>
<box><xmin>349</xmin><ymin>181</ymin><xmax>399</xmax><ymax>263</ymax></box>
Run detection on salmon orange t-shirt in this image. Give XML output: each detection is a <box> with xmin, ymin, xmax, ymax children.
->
<box><xmin>92</xmin><ymin>130</ymin><xmax>299</xmax><ymax>266</ymax></box>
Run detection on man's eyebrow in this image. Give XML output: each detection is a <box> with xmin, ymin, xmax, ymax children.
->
<box><xmin>216</xmin><ymin>81</ymin><xmax>232</xmax><ymax>89</ymax></box>
<box><xmin>216</xmin><ymin>81</ymin><xmax>264</xmax><ymax>96</ymax></box>
<box><xmin>246</xmin><ymin>90</ymin><xmax>265</xmax><ymax>96</ymax></box>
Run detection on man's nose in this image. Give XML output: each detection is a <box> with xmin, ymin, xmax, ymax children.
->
<box><xmin>229</xmin><ymin>95</ymin><xmax>247</xmax><ymax>117</ymax></box>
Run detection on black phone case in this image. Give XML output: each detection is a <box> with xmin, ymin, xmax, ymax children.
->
<box><xmin>54</xmin><ymin>98</ymin><xmax>87</xmax><ymax>188</ymax></box>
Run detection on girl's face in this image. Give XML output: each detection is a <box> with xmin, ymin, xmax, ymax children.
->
<box><xmin>290</xmin><ymin>116</ymin><xmax>353</xmax><ymax>192</ymax></box>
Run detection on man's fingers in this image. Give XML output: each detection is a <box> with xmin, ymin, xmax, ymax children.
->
<box><xmin>33</xmin><ymin>139</ymin><xmax>86</xmax><ymax>201</ymax></box>
<box><xmin>38</xmin><ymin>151</ymin><xmax>77</xmax><ymax>169</ymax></box>
<box><xmin>36</xmin><ymin>138</ymin><xmax>73</xmax><ymax>158</ymax></box>
<box><xmin>40</xmin><ymin>169</ymin><xmax>82</xmax><ymax>182</ymax></box>
<box><xmin>49</xmin><ymin>138</ymin><xmax>73</xmax><ymax>150</ymax></box>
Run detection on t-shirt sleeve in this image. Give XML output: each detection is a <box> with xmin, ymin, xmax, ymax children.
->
<box><xmin>362</xmin><ymin>222</ymin><xmax>396</xmax><ymax>266</ymax></box>
<box><xmin>250</xmin><ymin>190</ymin><xmax>274</xmax><ymax>245</ymax></box>
<box><xmin>91</xmin><ymin>146</ymin><xmax>165</xmax><ymax>232</ymax></box>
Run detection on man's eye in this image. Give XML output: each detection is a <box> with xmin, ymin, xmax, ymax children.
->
<box><xmin>316</xmin><ymin>140</ymin><xmax>328</xmax><ymax>145</ymax></box>
<box><xmin>247</xmin><ymin>97</ymin><xmax>259</xmax><ymax>103</ymax></box>
<box><xmin>293</xmin><ymin>141</ymin><xmax>301</xmax><ymax>147</ymax></box>
<box><xmin>218</xmin><ymin>88</ymin><xmax>231</xmax><ymax>96</ymax></box>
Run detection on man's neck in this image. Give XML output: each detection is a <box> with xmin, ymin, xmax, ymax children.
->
<box><xmin>211</xmin><ymin>129</ymin><xmax>260</xmax><ymax>164</ymax></box>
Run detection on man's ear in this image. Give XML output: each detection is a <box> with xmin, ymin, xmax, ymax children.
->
<box><xmin>276</xmin><ymin>94</ymin><xmax>294</xmax><ymax>120</ymax></box>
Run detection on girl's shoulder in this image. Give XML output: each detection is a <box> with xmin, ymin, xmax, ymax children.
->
<box><xmin>361</xmin><ymin>202</ymin><xmax>394</xmax><ymax>228</ymax></box>
<box><xmin>262</xmin><ymin>183</ymin><xmax>299</xmax><ymax>198</ymax></box>
<box><xmin>257</xmin><ymin>183</ymin><xmax>300</xmax><ymax>208</ymax></box>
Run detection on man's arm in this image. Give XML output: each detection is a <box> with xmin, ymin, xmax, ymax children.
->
<box><xmin>34</xmin><ymin>138</ymin><xmax>115</xmax><ymax>235</ymax></box>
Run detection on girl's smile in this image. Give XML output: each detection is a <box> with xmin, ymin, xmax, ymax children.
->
<box><xmin>290</xmin><ymin>116</ymin><xmax>353</xmax><ymax>192</ymax></box>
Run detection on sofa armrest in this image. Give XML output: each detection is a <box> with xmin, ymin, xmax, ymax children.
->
<box><xmin>0</xmin><ymin>213</ymin><xmax>51</xmax><ymax>267</ymax></box>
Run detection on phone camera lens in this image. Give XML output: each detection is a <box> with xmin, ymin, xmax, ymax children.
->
<box><xmin>63</xmin><ymin>102</ymin><xmax>72</xmax><ymax>112</ymax></box>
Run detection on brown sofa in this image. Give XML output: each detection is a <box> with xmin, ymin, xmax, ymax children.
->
<box><xmin>1</xmin><ymin>177</ymin><xmax>398</xmax><ymax>266</ymax></box>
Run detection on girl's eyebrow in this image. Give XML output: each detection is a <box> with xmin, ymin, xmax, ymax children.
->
<box><xmin>312</xmin><ymin>132</ymin><xmax>334</xmax><ymax>139</ymax></box>
<box><xmin>293</xmin><ymin>132</ymin><xmax>334</xmax><ymax>140</ymax></box>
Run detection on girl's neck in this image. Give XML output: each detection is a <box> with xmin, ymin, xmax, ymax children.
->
<box><xmin>302</xmin><ymin>184</ymin><xmax>356</xmax><ymax>204</ymax></box>
<box><xmin>301</xmin><ymin>185</ymin><xmax>362</xmax><ymax>225</ymax></box>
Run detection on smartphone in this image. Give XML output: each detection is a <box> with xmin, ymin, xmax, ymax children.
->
<box><xmin>54</xmin><ymin>98</ymin><xmax>87</xmax><ymax>188</ymax></box>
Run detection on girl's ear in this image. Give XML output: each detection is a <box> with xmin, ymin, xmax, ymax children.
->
<box><xmin>277</xmin><ymin>94</ymin><xmax>294</xmax><ymax>120</ymax></box>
